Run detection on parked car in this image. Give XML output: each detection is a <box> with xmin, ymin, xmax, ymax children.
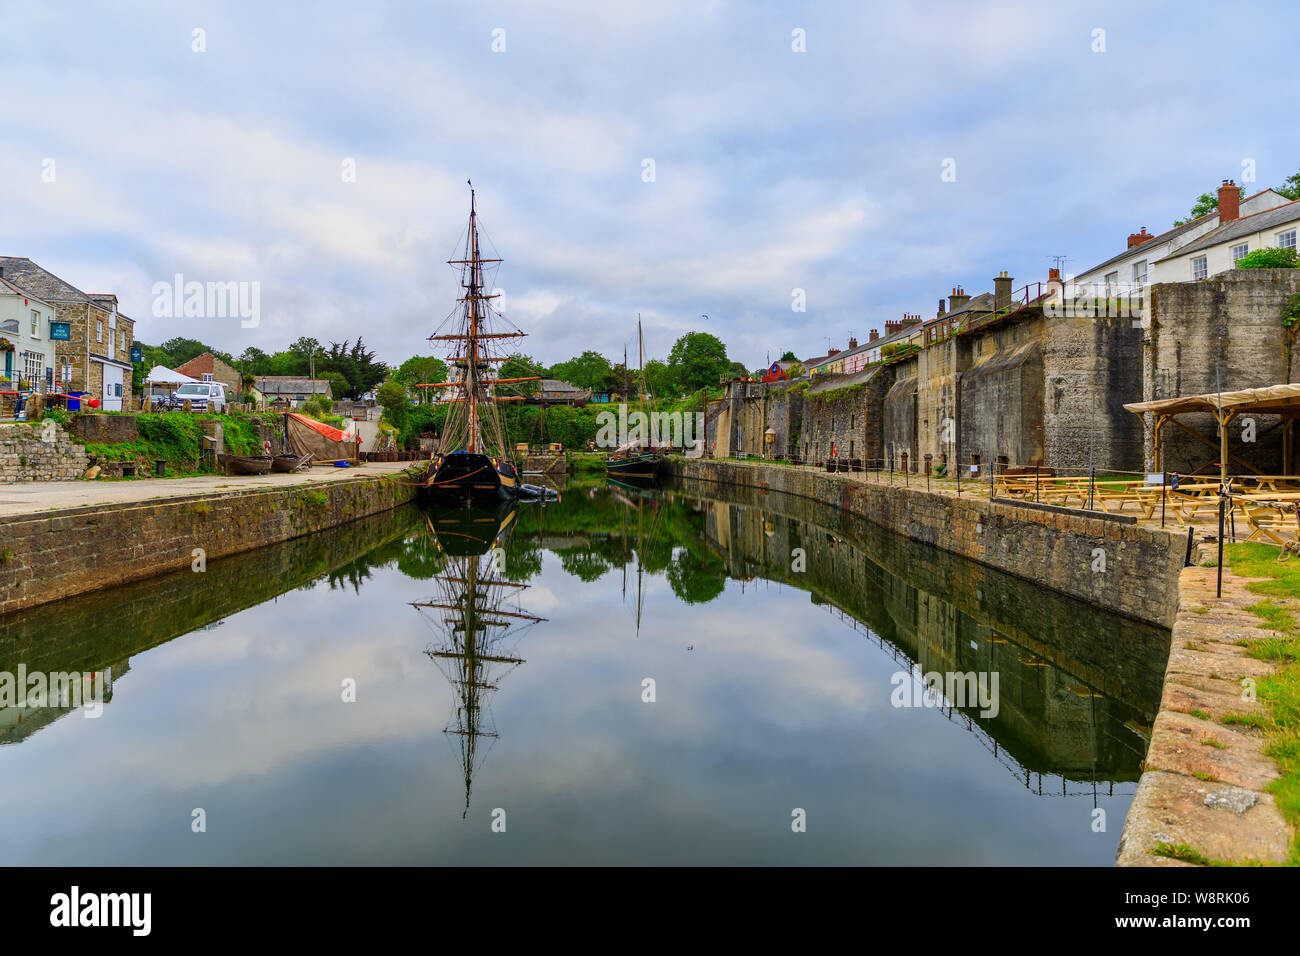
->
<box><xmin>169</xmin><ymin>382</ymin><xmax>228</xmax><ymax>412</ymax></box>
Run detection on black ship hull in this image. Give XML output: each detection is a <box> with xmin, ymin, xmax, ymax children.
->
<box><xmin>424</xmin><ymin>452</ymin><xmax>519</xmax><ymax>504</ymax></box>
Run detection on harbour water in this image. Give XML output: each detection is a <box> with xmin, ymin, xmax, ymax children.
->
<box><xmin>0</xmin><ymin>478</ymin><xmax>1169</xmax><ymax>865</ymax></box>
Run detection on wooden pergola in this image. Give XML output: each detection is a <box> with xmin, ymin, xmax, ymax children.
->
<box><xmin>1124</xmin><ymin>383</ymin><xmax>1300</xmax><ymax>483</ymax></box>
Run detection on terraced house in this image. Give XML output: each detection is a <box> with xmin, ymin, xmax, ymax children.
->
<box><xmin>0</xmin><ymin>257</ymin><xmax>136</xmax><ymax>410</ymax></box>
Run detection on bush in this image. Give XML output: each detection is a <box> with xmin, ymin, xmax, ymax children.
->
<box><xmin>1236</xmin><ymin>247</ymin><xmax>1300</xmax><ymax>269</ymax></box>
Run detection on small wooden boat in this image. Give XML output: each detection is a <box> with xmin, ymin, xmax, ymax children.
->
<box><xmin>272</xmin><ymin>453</ymin><xmax>312</xmax><ymax>473</ymax></box>
<box><xmin>218</xmin><ymin>454</ymin><xmax>273</xmax><ymax>475</ymax></box>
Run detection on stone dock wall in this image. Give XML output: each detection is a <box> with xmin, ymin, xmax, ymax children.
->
<box><xmin>668</xmin><ymin>458</ymin><xmax>1185</xmax><ymax>628</ymax></box>
<box><xmin>0</xmin><ymin>472</ymin><xmax>416</xmax><ymax>615</ymax></box>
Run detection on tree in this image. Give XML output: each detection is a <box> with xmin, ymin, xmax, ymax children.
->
<box><xmin>498</xmin><ymin>353</ymin><xmax>545</xmax><ymax>396</ymax></box>
<box><xmin>549</xmin><ymin>350</ymin><xmax>612</xmax><ymax>390</ymax></box>
<box><xmin>666</xmin><ymin>332</ymin><xmax>730</xmax><ymax>394</ymax></box>
<box><xmin>376</xmin><ymin>379</ymin><xmax>411</xmax><ymax>432</ymax></box>
<box><xmin>324</xmin><ymin>371</ymin><xmax>351</xmax><ymax>400</ymax></box>
<box><xmin>1174</xmin><ymin>184</ymin><xmax>1245</xmax><ymax>226</ymax></box>
<box><xmin>779</xmin><ymin>350</ymin><xmax>799</xmax><ymax>362</ymax></box>
<box><xmin>643</xmin><ymin>358</ymin><xmax>674</xmax><ymax>398</ymax></box>
<box><xmin>158</xmin><ymin>337</ymin><xmax>209</xmax><ymax>367</ymax></box>
<box><xmin>394</xmin><ymin>356</ymin><xmax>448</xmax><ymax>402</ymax></box>
<box><xmin>1276</xmin><ymin>168</ymin><xmax>1300</xmax><ymax>201</ymax></box>
<box><xmin>728</xmin><ymin>361</ymin><xmax>749</xmax><ymax>380</ymax></box>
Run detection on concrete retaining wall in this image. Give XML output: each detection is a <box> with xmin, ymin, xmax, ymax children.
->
<box><xmin>0</xmin><ymin>473</ymin><xmax>416</xmax><ymax>615</ymax></box>
<box><xmin>670</xmin><ymin>457</ymin><xmax>1184</xmax><ymax>628</ymax></box>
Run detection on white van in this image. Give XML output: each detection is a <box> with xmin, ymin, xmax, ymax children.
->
<box><xmin>171</xmin><ymin>381</ymin><xmax>228</xmax><ymax>412</ymax></box>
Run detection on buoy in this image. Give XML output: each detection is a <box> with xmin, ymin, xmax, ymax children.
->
<box><xmin>87</xmin><ymin>397</ymin><xmax>100</xmax><ymax>409</ymax></box>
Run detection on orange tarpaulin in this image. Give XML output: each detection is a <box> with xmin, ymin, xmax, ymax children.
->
<box><xmin>285</xmin><ymin>412</ymin><xmax>358</xmax><ymax>460</ymax></box>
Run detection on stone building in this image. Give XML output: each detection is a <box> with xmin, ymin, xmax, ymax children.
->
<box><xmin>0</xmin><ymin>258</ymin><xmax>135</xmax><ymax>410</ymax></box>
<box><xmin>175</xmin><ymin>351</ymin><xmax>243</xmax><ymax>396</ymax></box>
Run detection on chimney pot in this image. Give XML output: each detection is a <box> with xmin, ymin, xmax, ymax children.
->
<box><xmin>1218</xmin><ymin>179</ymin><xmax>1240</xmax><ymax>223</ymax></box>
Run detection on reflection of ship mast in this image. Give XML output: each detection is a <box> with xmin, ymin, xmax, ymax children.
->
<box><xmin>411</xmin><ymin>507</ymin><xmax>544</xmax><ymax>817</ymax></box>
<box><xmin>611</xmin><ymin>482</ymin><xmax>662</xmax><ymax>635</ymax></box>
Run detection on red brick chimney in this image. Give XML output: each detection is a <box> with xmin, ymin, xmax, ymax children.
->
<box><xmin>869</xmin><ymin>330</ymin><xmax>879</xmax><ymax>342</ymax></box>
<box><xmin>827</xmin><ymin>347</ymin><xmax>839</xmax><ymax>357</ymax></box>
<box><xmin>1127</xmin><ymin>227</ymin><xmax>1154</xmax><ymax>248</ymax></box>
<box><xmin>1218</xmin><ymin>180</ymin><xmax>1240</xmax><ymax>223</ymax></box>
<box><xmin>848</xmin><ymin>337</ymin><xmax>858</xmax><ymax>349</ymax></box>
<box><xmin>884</xmin><ymin>320</ymin><xmax>900</xmax><ymax>336</ymax></box>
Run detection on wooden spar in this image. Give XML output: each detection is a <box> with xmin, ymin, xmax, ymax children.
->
<box><xmin>436</xmin><ymin>396</ymin><xmax>527</xmax><ymax>403</ymax></box>
<box><xmin>418</xmin><ymin>376</ymin><xmax>541</xmax><ymax>387</ymax></box>
<box><xmin>428</xmin><ymin>332</ymin><xmax>525</xmax><ymax>340</ymax></box>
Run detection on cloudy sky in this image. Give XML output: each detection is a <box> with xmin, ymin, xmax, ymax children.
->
<box><xmin>3</xmin><ymin>1</ymin><xmax>1298</xmax><ymax>372</ymax></box>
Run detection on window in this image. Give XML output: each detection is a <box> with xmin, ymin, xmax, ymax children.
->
<box><xmin>1192</xmin><ymin>256</ymin><xmax>1208</xmax><ymax>280</ymax></box>
<box><xmin>1132</xmin><ymin>260</ymin><xmax>1147</xmax><ymax>284</ymax></box>
<box><xmin>202</xmin><ymin>373</ymin><xmax>213</xmax><ymax>382</ymax></box>
<box><xmin>1231</xmin><ymin>243</ymin><xmax>1249</xmax><ymax>262</ymax></box>
<box><xmin>96</xmin><ymin>320</ymin><xmax>103</xmax><ymax>343</ymax></box>
<box><xmin>23</xmin><ymin>351</ymin><xmax>42</xmax><ymax>389</ymax></box>
<box><xmin>1279</xmin><ymin>230</ymin><xmax>1297</xmax><ymax>251</ymax></box>
<box><xmin>1104</xmin><ymin>271</ymin><xmax>1119</xmax><ymax>296</ymax></box>
<box><xmin>30</xmin><ymin>310</ymin><xmax>39</xmax><ymax>336</ymax></box>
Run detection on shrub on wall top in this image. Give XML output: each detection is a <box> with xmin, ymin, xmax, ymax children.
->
<box><xmin>1235</xmin><ymin>247</ymin><xmax>1300</xmax><ymax>269</ymax></box>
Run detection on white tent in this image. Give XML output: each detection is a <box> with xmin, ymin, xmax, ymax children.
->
<box><xmin>145</xmin><ymin>365</ymin><xmax>198</xmax><ymax>385</ymax></box>
<box><xmin>144</xmin><ymin>365</ymin><xmax>198</xmax><ymax>400</ymax></box>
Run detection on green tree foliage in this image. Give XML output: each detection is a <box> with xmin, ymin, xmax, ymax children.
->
<box><xmin>376</xmin><ymin>379</ymin><xmax>411</xmax><ymax>432</ymax></box>
<box><xmin>1235</xmin><ymin>247</ymin><xmax>1300</xmax><ymax>269</ymax></box>
<box><xmin>643</xmin><ymin>358</ymin><xmax>674</xmax><ymax>398</ymax></box>
<box><xmin>157</xmin><ymin>337</ymin><xmax>212</xmax><ymax>367</ymax></box>
<box><xmin>779</xmin><ymin>350</ymin><xmax>799</xmax><ymax>362</ymax></box>
<box><xmin>667</xmin><ymin>331</ymin><xmax>730</xmax><ymax>393</ymax></box>
<box><xmin>1276</xmin><ymin>168</ymin><xmax>1300</xmax><ymax>201</ymax></box>
<box><xmin>548</xmin><ymin>350</ymin><xmax>613</xmax><ymax>391</ymax></box>
<box><xmin>497</xmin><ymin>353</ymin><xmax>546</xmax><ymax>396</ymax></box>
<box><xmin>1174</xmin><ymin>184</ymin><xmax>1245</xmax><ymax>226</ymax></box>
<box><xmin>393</xmin><ymin>356</ymin><xmax>448</xmax><ymax>402</ymax></box>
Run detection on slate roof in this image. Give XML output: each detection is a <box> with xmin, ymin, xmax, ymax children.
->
<box><xmin>256</xmin><ymin>377</ymin><xmax>333</xmax><ymax>396</ymax></box>
<box><xmin>0</xmin><ymin>258</ymin><xmax>133</xmax><ymax>321</ymax></box>
<box><xmin>1156</xmin><ymin>200</ymin><xmax>1300</xmax><ymax>260</ymax></box>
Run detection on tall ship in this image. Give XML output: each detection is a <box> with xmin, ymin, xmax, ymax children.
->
<box><xmin>422</xmin><ymin>183</ymin><xmax>539</xmax><ymax>502</ymax></box>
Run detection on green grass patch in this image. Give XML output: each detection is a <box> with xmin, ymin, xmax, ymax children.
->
<box><xmin>1189</xmin><ymin>708</ymin><xmax>1210</xmax><ymax>720</ymax></box>
<box><xmin>1220</xmin><ymin>543</ymin><xmax>1300</xmax><ymax>863</ymax></box>
<box><xmin>1200</xmin><ymin>737</ymin><xmax>1228</xmax><ymax>749</ymax></box>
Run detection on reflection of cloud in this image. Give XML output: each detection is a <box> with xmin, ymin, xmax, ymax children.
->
<box><xmin>3</xmin><ymin>3</ymin><xmax>1293</xmax><ymax>370</ymax></box>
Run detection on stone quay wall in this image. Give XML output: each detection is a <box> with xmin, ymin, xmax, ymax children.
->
<box><xmin>0</xmin><ymin>472</ymin><xmax>416</xmax><ymax>615</ymax></box>
<box><xmin>0</xmin><ymin>422</ymin><xmax>90</xmax><ymax>482</ymax></box>
<box><xmin>670</xmin><ymin>457</ymin><xmax>1184</xmax><ymax>628</ymax></box>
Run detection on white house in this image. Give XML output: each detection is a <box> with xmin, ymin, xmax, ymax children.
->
<box><xmin>1072</xmin><ymin>182</ymin><xmax>1291</xmax><ymax>295</ymax></box>
<box><xmin>0</xmin><ymin>275</ymin><xmax>56</xmax><ymax>392</ymax></box>
<box><xmin>1154</xmin><ymin>197</ymin><xmax>1300</xmax><ymax>283</ymax></box>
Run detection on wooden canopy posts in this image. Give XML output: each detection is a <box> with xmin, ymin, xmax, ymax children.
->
<box><xmin>1125</xmin><ymin>383</ymin><xmax>1300</xmax><ymax>480</ymax></box>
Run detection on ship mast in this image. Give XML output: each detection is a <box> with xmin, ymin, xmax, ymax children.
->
<box><xmin>422</xmin><ymin>181</ymin><xmax>536</xmax><ymax>459</ymax></box>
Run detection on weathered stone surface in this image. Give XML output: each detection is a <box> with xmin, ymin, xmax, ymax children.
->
<box><xmin>1117</xmin><ymin>564</ymin><xmax>1296</xmax><ymax>865</ymax></box>
<box><xmin>0</xmin><ymin>474</ymin><xmax>416</xmax><ymax>615</ymax></box>
<box><xmin>670</xmin><ymin>457</ymin><xmax>1184</xmax><ymax>627</ymax></box>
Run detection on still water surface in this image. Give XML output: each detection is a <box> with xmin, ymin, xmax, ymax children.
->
<box><xmin>0</xmin><ymin>478</ymin><xmax>1169</xmax><ymax>864</ymax></box>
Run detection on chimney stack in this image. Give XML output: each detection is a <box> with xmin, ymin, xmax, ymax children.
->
<box><xmin>848</xmin><ymin>336</ymin><xmax>858</xmax><ymax>349</ymax></box>
<box><xmin>1127</xmin><ymin>227</ymin><xmax>1154</xmax><ymax>248</ymax></box>
<box><xmin>869</xmin><ymin>329</ymin><xmax>879</xmax><ymax>342</ymax></box>
<box><xmin>827</xmin><ymin>347</ymin><xmax>839</xmax><ymax>357</ymax></box>
<box><xmin>1218</xmin><ymin>179</ymin><xmax>1240</xmax><ymax>223</ymax></box>
<box><xmin>937</xmin><ymin>298</ymin><xmax>946</xmax><ymax>317</ymax></box>
<box><xmin>993</xmin><ymin>271</ymin><xmax>1013</xmax><ymax>312</ymax></box>
<box><xmin>885</xmin><ymin>320</ymin><xmax>900</xmax><ymax>336</ymax></box>
<box><xmin>948</xmin><ymin>286</ymin><xmax>971</xmax><ymax>311</ymax></box>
